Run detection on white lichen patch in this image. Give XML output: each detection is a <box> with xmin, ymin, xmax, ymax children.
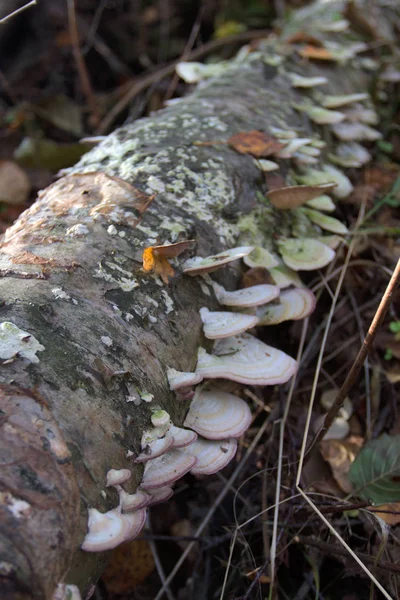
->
<box><xmin>146</xmin><ymin>176</ymin><xmax>166</xmax><ymax>194</ymax></box>
<box><xmin>93</xmin><ymin>263</ymin><xmax>139</xmax><ymax>292</ymax></box>
<box><xmin>52</xmin><ymin>288</ymin><xmax>78</xmax><ymax>305</ymax></box>
<box><xmin>101</xmin><ymin>336</ymin><xmax>113</xmax><ymax>347</ymax></box>
<box><xmin>107</xmin><ymin>225</ymin><xmax>118</xmax><ymax>236</ymax></box>
<box><xmin>66</xmin><ymin>223</ymin><xmax>89</xmax><ymax>237</ymax></box>
<box><xmin>161</xmin><ymin>290</ymin><xmax>174</xmax><ymax>314</ymax></box>
<box><xmin>0</xmin><ymin>322</ymin><xmax>45</xmax><ymax>363</ymax></box>
<box><xmin>0</xmin><ymin>492</ymin><xmax>31</xmax><ymax>519</ymax></box>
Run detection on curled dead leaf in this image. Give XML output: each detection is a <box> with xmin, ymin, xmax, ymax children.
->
<box><xmin>228</xmin><ymin>130</ymin><xmax>284</xmax><ymax>157</ymax></box>
<box><xmin>298</xmin><ymin>45</ymin><xmax>335</xmax><ymax>61</ymax></box>
<box><xmin>267</xmin><ymin>183</ymin><xmax>336</xmax><ymax>209</ymax></box>
<box><xmin>320</xmin><ymin>436</ymin><xmax>363</xmax><ymax>494</ymax></box>
<box><xmin>143</xmin><ymin>240</ymin><xmax>195</xmax><ymax>284</ymax></box>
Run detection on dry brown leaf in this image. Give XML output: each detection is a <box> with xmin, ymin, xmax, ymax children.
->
<box><xmin>142</xmin><ymin>240</ymin><xmax>195</xmax><ymax>284</ymax></box>
<box><xmin>267</xmin><ymin>183</ymin><xmax>336</xmax><ymax>210</ymax></box>
<box><xmin>320</xmin><ymin>436</ymin><xmax>363</xmax><ymax>494</ymax></box>
<box><xmin>285</xmin><ymin>32</ymin><xmax>324</xmax><ymax>46</ymax></box>
<box><xmin>228</xmin><ymin>130</ymin><xmax>284</xmax><ymax>157</ymax></box>
<box><xmin>298</xmin><ymin>45</ymin><xmax>335</xmax><ymax>61</ymax></box>
<box><xmin>102</xmin><ymin>539</ymin><xmax>155</xmax><ymax>594</ymax></box>
<box><xmin>0</xmin><ymin>161</ymin><xmax>30</xmax><ymax>205</ymax></box>
<box><xmin>241</xmin><ymin>267</ymin><xmax>275</xmax><ymax>288</ymax></box>
<box><xmin>369</xmin><ymin>502</ymin><xmax>400</xmax><ymax>526</ymax></box>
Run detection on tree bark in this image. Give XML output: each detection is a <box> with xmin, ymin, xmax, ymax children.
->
<box><xmin>0</xmin><ymin>2</ymin><xmax>397</xmax><ymax>599</ymax></box>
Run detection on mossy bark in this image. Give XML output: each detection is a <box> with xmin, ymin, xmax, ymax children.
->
<box><xmin>0</xmin><ymin>2</ymin><xmax>397</xmax><ymax>598</ymax></box>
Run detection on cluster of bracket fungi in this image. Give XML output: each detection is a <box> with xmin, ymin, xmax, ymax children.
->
<box><xmin>62</xmin><ymin>11</ymin><xmax>395</xmax><ymax>600</ymax></box>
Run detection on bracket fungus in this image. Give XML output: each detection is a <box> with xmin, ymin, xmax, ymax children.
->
<box><xmin>81</xmin><ymin>508</ymin><xmax>147</xmax><ymax>552</ymax></box>
<box><xmin>266</xmin><ymin>183</ymin><xmax>336</xmax><ymax>210</ymax></box>
<box><xmin>183</xmin><ymin>388</ymin><xmax>252</xmax><ymax>439</ymax></box>
<box><xmin>185</xmin><ymin>438</ymin><xmax>238</xmax><ymax>476</ymax></box>
<box><xmin>305</xmin><ymin>195</ymin><xmax>336</xmax><ymax>212</ymax></box>
<box><xmin>167</xmin><ymin>368</ymin><xmax>203</xmax><ymax>391</ymax></box>
<box><xmin>212</xmin><ymin>281</ymin><xmax>280</xmax><ymax>308</ymax></box>
<box><xmin>141</xmin><ymin>449</ymin><xmax>197</xmax><ymax>489</ymax></box>
<box><xmin>243</xmin><ymin>247</ymin><xmax>280</xmax><ymax>270</ymax></box>
<box><xmin>257</xmin><ymin>288</ymin><xmax>316</xmax><ymax>325</ymax></box>
<box><xmin>278</xmin><ymin>238</ymin><xmax>335</xmax><ymax>271</ymax></box>
<box><xmin>299</xmin><ymin>208</ymin><xmax>349</xmax><ymax>235</ymax></box>
<box><xmin>182</xmin><ymin>246</ymin><xmax>254</xmax><ymax>275</ymax></box>
<box><xmin>134</xmin><ymin>437</ymin><xmax>175</xmax><ymax>463</ymax></box>
<box><xmin>196</xmin><ymin>333</ymin><xmax>297</xmax><ymax>386</ymax></box>
<box><xmin>106</xmin><ymin>469</ymin><xmax>131</xmax><ymax>487</ymax></box>
<box><xmin>199</xmin><ymin>307</ymin><xmax>260</xmax><ymax>339</ymax></box>
<box><xmin>117</xmin><ymin>489</ymin><xmax>152</xmax><ymax>512</ymax></box>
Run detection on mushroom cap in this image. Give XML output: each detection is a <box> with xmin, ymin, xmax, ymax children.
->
<box><xmin>341</xmin><ymin>105</ymin><xmax>378</xmax><ymax>125</ymax></box>
<box><xmin>184</xmin><ymin>388</ymin><xmax>252</xmax><ymax>439</ymax></box>
<box><xmin>278</xmin><ymin>238</ymin><xmax>335</xmax><ymax>271</ymax></box>
<box><xmin>141</xmin><ymin>449</ymin><xmax>197</xmax><ymax>489</ymax></box>
<box><xmin>320</xmin><ymin>389</ymin><xmax>353</xmax><ymax>420</ymax></box>
<box><xmin>176</xmin><ymin>61</ymin><xmax>205</xmax><ymax>83</ymax></box>
<box><xmin>313</xmin><ymin>415</ymin><xmax>350</xmax><ymax>440</ymax></box>
<box><xmin>106</xmin><ymin>469</ymin><xmax>132</xmax><ymax>487</ymax></box>
<box><xmin>119</xmin><ymin>489</ymin><xmax>152</xmax><ymax>512</ymax></box>
<box><xmin>297</xmin><ymin>164</ymin><xmax>353</xmax><ymax>198</ymax></box>
<box><xmin>306</xmin><ymin>107</ymin><xmax>346</xmax><ymax>125</ymax></box>
<box><xmin>257</xmin><ymin>288</ymin><xmax>316</xmax><ymax>325</ymax></box>
<box><xmin>301</xmin><ymin>208</ymin><xmax>349</xmax><ymax>235</ymax></box>
<box><xmin>329</xmin><ymin>142</ymin><xmax>371</xmax><ymax>168</ymax></box>
<box><xmin>306</xmin><ymin>195</ymin><xmax>335</xmax><ymax>212</ymax></box>
<box><xmin>82</xmin><ymin>507</ymin><xmax>146</xmax><ymax>551</ymax></box>
<box><xmin>185</xmin><ymin>438</ymin><xmax>238</xmax><ymax>475</ymax></box>
<box><xmin>135</xmin><ymin>437</ymin><xmax>175</xmax><ymax>463</ymax></box>
<box><xmin>183</xmin><ymin>246</ymin><xmax>254</xmax><ymax>275</ymax></box>
<box><xmin>123</xmin><ymin>508</ymin><xmax>148</xmax><ymax>542</ymax></box>
<box><xmin>289</xmin><ymin>73</ymin><xmax>328</xmax><ymax>87</ymax></box>
<box><xmin>267</xmin><ymin>183</ymin><xmax>336</xmax><ymax>210</ymax></box>
<box><xmin>276</xmin><ymin>138</ymin><xmax>313</xmax><ymax>158</ymax></box>
<box><xmin>316</xmin><ymin>235</ymin><xmax>343</xmax><ymax>250</ymax></box>
<box><xmin>167</xmin><ymin>368</ymin><xmax>203</xmax><ymax>391</ymax></box>
<box><xmin>199</xmin><ymin>307</ymin><xmax>259</xmax><ymax>339</ymax></box>
<box><xmin>212</xmin><ymin>282</ymin><xmax>280</xmax><ymax>308</ymax></box>
<box><xmin>331</xmin><ymin>122</ymin><xmax>382</xmax><ymax>142</ymax></box>
<box><xmin>243</xmin><ymin>247</ymin><xmax>280</xmax><ymax>269</ymax></box>
<box><xmin>268</xmin><ymin>265</ymin><xmax>304</xmax><ymax>289</ymax></box>
<box><xmin>147</xmin><ymin>486</ymin><xmax>174</xmax><ymax>506</ymax></box>
<box><xmin>166</xmin><ymin>425</ymin><xmax>198</xmax><ymax>448</ymax></box>
<box><xmin>151</xmin><ymin>410</ymin><xmax>171</xmax><ymax>428</ymax></box>
<box><xmin>321</xmin><ymin>93</ymin><xmax>369</xmax><ymax>108</ymax></box>
<box><xmin>196</xmin><ymin>333</ymin><xmax>297</xmax><ymax>386</ymax></box>
<box><xmin>257</xmin><ymin>159</ymin><xmax>279</xmax><ymax>172</ymax></box>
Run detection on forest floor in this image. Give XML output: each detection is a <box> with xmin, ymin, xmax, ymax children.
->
<box><xmin>1</xmin><ymin>1</ymin><xmax>400</xmax><ymax>599</ymax></box>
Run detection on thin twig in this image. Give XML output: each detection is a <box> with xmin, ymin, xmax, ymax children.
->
<box><xmin>97</xmin><ymin>28</ymin><xmax>270</xmax><ymax>134</ymax></box>
<box><xmin>67</xmin><ymin>0</ymin><xmax>101</xmax><ymax>127</ymax></box>
<box><xmin>0</xmin><ymin>0</ymin><xmax>36</xmax><ymax>23</ymax></box>
<box><xmin>307</xmin><ymin>258</ymin><xmax>400</xmax><ymax>456</ymax></box>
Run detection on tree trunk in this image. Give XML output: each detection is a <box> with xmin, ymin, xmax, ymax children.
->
<box><xmin>0</xmin><ymin>2</ymin><xmax>397</xmax><ymax>599</ymax></box>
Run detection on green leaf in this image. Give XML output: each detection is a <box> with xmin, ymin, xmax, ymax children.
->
<box><xmin>384</xmin><ymin>348</ymin><xmax>393</xmax><ymax>361</ymax></box>
<box><xmin>348</xmin><ymin>434</ymin><xmax>400</xmax><ymax>504</ymax></box>
<box><xmin>389</xmin><ymin>321</ymin><xmax>400</xmax><ymax>334</ymax></box>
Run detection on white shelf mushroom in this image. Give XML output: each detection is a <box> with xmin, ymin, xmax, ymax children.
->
<box><xmin>165</xmin><ymin>425</ymin><xmax>198</xmax><ymax>448</ymax></box>
<box><xmin>106</xmin><ymin>469</ymin><xmax>131</xmax><ymax>487</ymax></box>
<box><xmin>212</xmin><ymin>282</ymin><xmax>280</xmax><ymax>308</ymax></box>
<box><xmin>141</xmin><ymin>449</ymin><xmax>197</xmax><ymax>489</ymax></box>
<box><xmin>257</xmin><ymin>288</ymin><xmax>316</xmax><ymax>325</ymax></box>
<box><xmin>118</xmin><ymin>489</ymin><xmax>152</xmax><ymax>512</ymax></box>
<box><xmin>184</xmin><ymin>438</ymin><xmax>238</xmax><ymax>475</ymax></box>
<box><xmin>278</xmin><ymin>238</ymin><xmax>335</xmax><ymax>271</ymax></box>
<box><xmin>81</xmin><ymin>507</ymin><xmax>146</xmax><ymax>552</ymax></box>
<box><xmin>183</xmin><ymin>246</ymin><xmax>254</xmax><ymax>275</ymax></box>
<box><xmin>184</xmin><ymin>388</ymin><xmax>252</xmax><ymax>439</ymax></box>
<box><xmin>135</xmin><ymin>437</ymin><xmax>175</xmax><ymax>463</ymax></box>
<box><xmin>199</xmin><ymin>307</ymin><xmax>259</xmax><ymax>339</ymax></box>
<box><xmin>300</xmin><ymin>208</ymin><xmax>349</xmax><ymax>235</ymax></box>
<box><xmin>196</xmin><ymin>333</ymin><xmax>297</xmax><ymax>386</ymax></box>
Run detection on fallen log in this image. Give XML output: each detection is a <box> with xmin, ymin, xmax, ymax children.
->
<box><xmin>0</xmin><ymin>1</ymin><xmax>397</xmax><ymax>598</ymax></box>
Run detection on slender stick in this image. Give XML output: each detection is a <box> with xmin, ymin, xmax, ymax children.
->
<box><xmin>67</xmin><ymin>0</ymin><xmax>101</xmax><ymax>127</ymax></box>
<box><xmin>0</xmin><ymin>0</ymin><xmax>36</xmax><ymax>24</ymax></box>
<box><xmin>306</xmin><ymin>258</ymin><xmax>400</xmax><ymax>457</ymax></box>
